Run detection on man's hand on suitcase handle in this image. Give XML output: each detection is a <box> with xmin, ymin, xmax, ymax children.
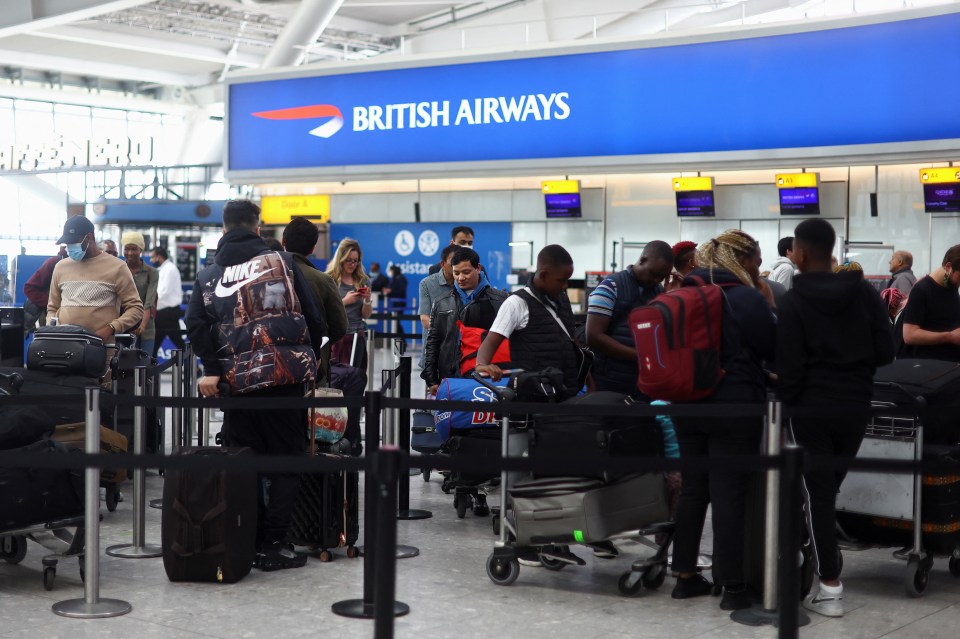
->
<box><xmin>199</xmin><ymin>375</ymin><xmax>222</xmax><ymax>398</ymax></box>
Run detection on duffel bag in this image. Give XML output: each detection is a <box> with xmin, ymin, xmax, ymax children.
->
<box><xmin>0</xmin><ymin>439</ymin><xmax>83</xmax><ymax>531</ymax></box>
<box><xmin>51</xmin><ymin>422</ymin><xmax>129</xmax><ymax>484</ymax></box>
<box><xmin>434</xmin><ymin>377</ymin><xmax>509</xmax><ymax>441</ymax></box>
<box><xmin>28</xmin><ymin>325</ymin><xmax>108</xmax><ymax>378</ymax></box>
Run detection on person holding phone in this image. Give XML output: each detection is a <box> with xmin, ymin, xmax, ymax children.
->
<box><xmin>326</xmin><ymin>237</ymin><xmax>372</xmax><ymax>368</ymax></box>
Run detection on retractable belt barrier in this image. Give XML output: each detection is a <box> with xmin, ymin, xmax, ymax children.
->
<box><xmin>1</xmin><ymin>389</ymin><xmax>957</xmax><ymax>639</ymax></box>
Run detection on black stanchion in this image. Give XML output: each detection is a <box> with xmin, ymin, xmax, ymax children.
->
<box><xmin>777</xmin><ymin>445</ymin><xmax>809</xmax><ymax>637</ymax></box>
<box><xmin>396</xmin><ymin>356</ymin><xmax>431</xmax><ymax>521</ymax></box>
<box><xmin>332</xmin><ymin>392</ymin><xmax>409</xmax><ymax>620</ymax></box>
<box><xmin>375</xmin><ymin>446</ymin><xmax>409</xmax><ymax>638</ymax></box>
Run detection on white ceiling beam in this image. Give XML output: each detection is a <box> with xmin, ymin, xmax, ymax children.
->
<box><xmin>0</xmin><ymin>47</ymin><xmax>211</xmax><ymax>87</ymax></box>
<box><xmin>263</xmin><ymin>0</ymin><xmax>345</xmax><ymax>67</ymax></box>
<box><xmin>0</xmin><ymin>0</ymin><xmax>155</xmax><ymax>39</ymax></box>
<box><xmin>30</xmin><ymin>25</ymin><xmax>263</xmax><ymax>68</ymax></box>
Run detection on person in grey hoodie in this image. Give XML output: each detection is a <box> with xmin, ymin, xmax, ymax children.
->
<box><xmin>769</xmin><ymin>236</ymin><xmax>796</xmax><ymax>290</ymax></box>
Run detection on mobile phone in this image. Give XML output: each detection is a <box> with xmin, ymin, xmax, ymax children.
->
<box><xmin>357</xmin><ymin>286</ymin><xmax>369</xmax><ymax>294</ymax></box>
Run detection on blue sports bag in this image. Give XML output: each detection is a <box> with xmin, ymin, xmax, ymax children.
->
<box><xmin>433</xmin><ymin>377</ymin><xmax>508</xmax><ymax>441</ymax></box>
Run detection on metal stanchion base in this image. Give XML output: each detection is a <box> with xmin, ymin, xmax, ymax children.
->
<box><xmin>149</xmin><ymin>499</ymin><xmax>163</xmax><ymax>510</ymax></box>
<box><xmin>730</xmin><ymin>605</ymin><xmax>810</xmax><ymax>628</ymax></box>
<box><xmin>105</xmin><ymin>544</ymin><xmax>163</xmax><ymax>559</ymax></box>
<box><xmin>52</xmin><ymin>598</ymin><xmax>132</xmax><ymax>619</ymax></box>
<box><xmin>331</xmin><ymin>599</ymin><xmax>409</xmax><ymax>619</ymax></box>
<box><xmin>357</xmin><ymin>544</ymin><xmax>420</xmax><ymax>559</ymax></box>
<box><xmin>397</xmin><ymin>509</ymin><xmax>432</xmax><ymax>521</ymax></box>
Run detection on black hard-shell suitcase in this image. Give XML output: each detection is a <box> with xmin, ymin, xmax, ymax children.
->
<box><xmin>443</xmin><ymin>428</ymin><xmax>502</xmax><ymax>485</ymax></box>
<box><xmin>530</xmin><ymin>392</ymin><xmax>665</xmax><ymax>480</ymax></box>
<box><xmin>161</xmin><ymin>447</ymin><xmax>258</xmax><ymax>583</ymax></box>
<box><xmin>287</xmin><ymin>451</ymin><xmax>360</xmax><ymax>560</ymax></box>
<box><xmin>27</xmin><ymin>325</ymin><xmax>108</xmax><ymax>378</ymax></box>
<box><xmin>0</xmin><ymin>439</ymin><xmax>83</xmax><ymax>531</ymax></box>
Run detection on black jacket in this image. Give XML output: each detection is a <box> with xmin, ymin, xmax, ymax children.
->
<box><xmin>421</xmin><ymin>286</ymin><xmax>508</xmax><ymax>386</ymax></box>
<box><xmin>685</xmin><ymin>268</ymin><xmax>777</xmax><ymax>404</ymax></box>
<box><xmin>777</xmin><ymin>270</ymin><xmax>894</xmax><ymax>406</ymax></box>
<box><xmin>510</xmin><ymin>286</ymin><xmax>581</xmax><ymax>396</ymax></box>
<box><xmin>185</xmin><ymin>229</ymin><xmax>326</xmax><ymax>392</ymax></box>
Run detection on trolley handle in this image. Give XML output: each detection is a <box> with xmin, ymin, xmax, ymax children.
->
<box><xmin>873</xmin><ymin>381</ymin><xmax>928</xmax><ymax>408</ymax></box>
<box><xmin>470</xmin><ymin>369</ymin><xmax>523</xmax><ymax>402</ymax></box>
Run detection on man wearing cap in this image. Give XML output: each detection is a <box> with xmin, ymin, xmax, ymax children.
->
<box><xmin>123</xmin><ymin>231</ymin><xmax>158</xmax><ymax>355</ymax></box>
<box><xmin>48</xmin><ymin>216</ymin><xmax>143</xmax><ymax>342</ymax></box>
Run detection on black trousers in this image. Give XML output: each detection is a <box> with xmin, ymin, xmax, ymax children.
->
<box><xmin>790</xmin><ymin>409</ymin><xmax>868</xmax><ymax>582</ymax></box>
<box><xmin>671</xmin><ymin>414</ymin><xmax>764</xmax><ymax>586</ymax></box>
<box><xmin>153</xmin><ymin>306</ymin><xmax>185</xmax><ymax>357</ymax></box>
<box><xmin>225</xmin><ymin>384</ymin><xmax>305</xmax><ymax>547</ymax></box>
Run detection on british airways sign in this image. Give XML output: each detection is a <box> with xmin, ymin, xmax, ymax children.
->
<box><xmin>226</xmin><ymin>11</ymin><xmax>960</xmax><ymax>178</ymax></box>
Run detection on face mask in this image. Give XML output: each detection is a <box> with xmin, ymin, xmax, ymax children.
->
<box><xmin>67</xmin><ymin>239</ymin><xmax>87</xmax><ymax>261</ymax></box>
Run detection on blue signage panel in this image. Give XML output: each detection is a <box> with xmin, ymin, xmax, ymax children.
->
<box><xmin>228</xmin><ymin>13</ymin><xmax>960</xmax><ymax>173</ymax></box>
<box><xmin>327</xmin><ymin>223</ymin><xmax>512</xmax><ymax>305</ymax></box>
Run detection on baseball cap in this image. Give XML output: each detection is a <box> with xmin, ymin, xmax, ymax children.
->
<box><xmin>56</xmin><ymin>216</ymin><xmax>95</xmax><ymax>244</ymax></box>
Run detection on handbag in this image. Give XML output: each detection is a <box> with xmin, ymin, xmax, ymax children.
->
<box><xmin>307</xmin><ymin>383</ymin><xmax>348</xmax><ymax>450</ymax></box>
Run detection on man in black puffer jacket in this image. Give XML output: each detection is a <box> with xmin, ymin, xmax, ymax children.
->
<box><xmin>777</xmin><ymin>218</ymin><xmax>893</xmax><ymax>618</ymax></box>
<box><xmin>421</xmin><ymin>247</ymin><xmax>508</xmax><ymax>395</ymax></box>
<box><xmin>186</xmin><ymin>200</ymin><xmax>326</xmax><ymax>572</ymax></box>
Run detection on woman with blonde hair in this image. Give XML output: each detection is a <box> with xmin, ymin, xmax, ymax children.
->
<box><xmin>669</xmin><ymin>229</ymin><xmax>777</xmax><ymax>611</ymax></box>
<box><xmin>326</xmin><ymin>237</ymin><xmax>372</xmax><ymax>368</ymax></box>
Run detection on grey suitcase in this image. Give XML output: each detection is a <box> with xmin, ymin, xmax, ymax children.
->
<box><xmin>510</xmin><ymin>473</ymin><xmax>668</xmax><ymax>546</ymax></box>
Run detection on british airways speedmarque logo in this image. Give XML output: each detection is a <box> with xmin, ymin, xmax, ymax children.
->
<box><xmin>251</xmin><ymin>104</ymin><xmax>344</xmax><ymax>139</ymax></box>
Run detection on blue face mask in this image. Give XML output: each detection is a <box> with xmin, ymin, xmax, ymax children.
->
<box><xmin>66</xmin><ymin>239</ymin><xmax>87</xmax><ymax>261</ymax></box>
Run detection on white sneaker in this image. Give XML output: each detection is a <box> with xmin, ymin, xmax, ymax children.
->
<box><xmin>803</xmin><ymin>584</ymin><xmax>844</xmax><ymax>618</ymax></box>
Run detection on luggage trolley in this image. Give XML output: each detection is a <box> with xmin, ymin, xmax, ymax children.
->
<box><xmin>0</xmin><ymin>516</ymin><xmax>86</xmax><ymax>590</ymax></box>
<box><xmin>836</xmin><ymin>369</ymin><xmax>960</xmax><ymax>597</ymax></box>
<box><xmin>475</xmin><ymin>374</ymin><xmax>674</xmax><ymax>594</ymax></box>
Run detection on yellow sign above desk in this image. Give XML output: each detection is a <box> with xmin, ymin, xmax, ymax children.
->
<box><xmin>260</xmin><ymin>195</ymin><xmax>330</xmax><ymax>224</ymax></box>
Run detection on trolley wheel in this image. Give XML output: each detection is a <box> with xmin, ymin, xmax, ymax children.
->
<box><xmin>455</xmin><ymin>495</ymin><xmax>468</xmax><ymax>519</ymax></box>
<box><xmin>0</xmin><ymin>536</ymin><xmax>27</xmax><ymax>564</ymax></box>
<box><xmin>78</xmin><ymin>557</ymin><xmax>85</xmax><ymax>583</ymax></box>
<box><xmin>486</xmin><ymin>553</ymin><xmax>519</xmax><ymax>586</ymax></box>
<box><xmin>618</xmin><ymin>571</ymin><xmax>644</xmax><ymax>597</ymax></box>
<box><xmin>539</xmin><ymin>554</ymin><xmax>567</xmax><ymax>572</ymax></box>
<box><xmin>422</xmin><ymin>469</ymin><xmax>431</xmax><ymax>482</ymax></box>
<box><xmin>346</xmin><ymin>545</ymin><xmax>359</xmax><ymax>559</ymax></box>
<box><xmin>492</xmin><ymin>515</ymin><xmax>500</xmax><ymax>536</ymax></box>
<box><xmin>318</xmin><ymin>550</ymin><xmax>333</xmax><ymax>563</ymax></box>
<box><xmin>473</xmin><ymin>503</ymin><xmax>490</xmax><ymax>517</ymax></box>
<box><xmin>905</xmin><ymin>556</ymin><xmax>931</xmax><ymax>598</ymax></box>
<box><xmin>104</xmin><ymin>485</ymin><xmax>119</xmax><ymax>513</ymax></box>
<box><xmin>43</xmin><ymin>566</ymin><xmax>56</xmax><ymax>591</ymax></box>
<box><xmin>949</xmin><ymin>556</ymin><xmax>960</xmax><ymax>578</ymax></box>
<box><xmin>641</xmin><ymin>563</ymin><xmax>666</xmax><ymax>590</ymax></box>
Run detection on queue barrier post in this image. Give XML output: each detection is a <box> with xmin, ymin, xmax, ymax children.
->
<box><xmin>186</xmin><ymin>345</ymin><xmax>198</xmax><ymax>445</ymax></box>
<box><xmin>777</xmin><ymin>445</ymin><xmax>808</xmax><ymax>638</ymax></box>
<box><xmin>374</xmin><ymin>446</ymin><xmax>408</xmax><ymax>639</ymax></box>
<box><xmin>396</xmin><ymin>356</ymin><xmax>431</xmax><ymax>521</ymax></box>
<box><xmin>380</xmin><ymin>366</ymin><xmax>420</xmax><ymax>558</ymax></box>
<box><xmin>332</xmin><ymin>391</ymin><xmax>410</xmax><ymax>620</ymax></box>
<box><xmin>106</xmin><ymin>367</ymin><xmax>162</xmax><ymax>559</ymax></box>
<box><xmin>366</xmin><ymin>328</ymin><xmax>376</xmax><ymax>392</ymax></box>
<box><xmin>171</xmin><ymin>349</ymin><xmax>184</xmax><ymax>451</ymax></box>
<box><xmin>52</xmin><ymin>387</ymin><xmax>132</xmax><ymax>619</ymax></box>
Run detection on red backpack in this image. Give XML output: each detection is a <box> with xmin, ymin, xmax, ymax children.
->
<box><xmin>457</xmin><ymin>321</ymin><xmax>510</xmax><ymax>375</ymax></box>
<box><xmin>629</xmin><ymin>277</ymin><xmax>729</xmax><ymax>401</ymax></box>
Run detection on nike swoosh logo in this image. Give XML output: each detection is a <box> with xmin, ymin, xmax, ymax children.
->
<box><xmin>214</xmin><ymin>268</ymin><xmax>274</xmax><ymax>297</ymax></box>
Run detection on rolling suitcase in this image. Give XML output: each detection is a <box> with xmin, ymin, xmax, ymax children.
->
<box><xmin>287</xmin><ymin>432</ymin><xmax>360</xmax><ymax>561</ymax></box>
<box><xmin>873</xmin><ymin>358</ymin><xmax>960</xmax><ymax>444</ymax></box>
<box><xmin>27</xmin><ymin>325</ymin><xmax>108</xmax><ymax>378</ymax></box>
<box><xmin>161</xmin><ymin>447</ymin><xmax>258</xmax><ymax>583</ymax></box>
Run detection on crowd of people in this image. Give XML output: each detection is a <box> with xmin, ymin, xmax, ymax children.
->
<box><xmin>35</xmin><ymin>202</ymin><xmax>960</xmax><ymax>602</ymax></box>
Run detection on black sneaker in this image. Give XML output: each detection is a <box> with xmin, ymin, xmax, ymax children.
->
<box><xmin>719</xmin><ymin>585</ymin><xmax>754</xmax><ymax>611</ymax></box>
<box><xmin>671</xmin><ymin>574</ymin><xmax>714</xmax><ymax>599</ymax></box>
<box><xmin>255</xmin><ymin>543</ymin><xmax>308</xmax><ymax>571</ymax></box>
